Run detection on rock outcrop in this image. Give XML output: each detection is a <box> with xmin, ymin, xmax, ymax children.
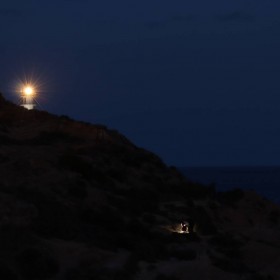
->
<box><xmin>0</xmin><ymin>93</ymin><xmax>279</xmax><ymax>280</ymax></box>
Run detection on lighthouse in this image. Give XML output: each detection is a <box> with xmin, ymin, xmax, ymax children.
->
<box><xmin>21</xmin><ymin>85</ymin><xmax>35</xmax><ymax>110</ymax></box>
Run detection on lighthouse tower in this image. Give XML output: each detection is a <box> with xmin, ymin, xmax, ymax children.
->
<box><xmin>21</xmin><ymin>86</ymin><xmax>35</xmax><ymax>110</ymax></box>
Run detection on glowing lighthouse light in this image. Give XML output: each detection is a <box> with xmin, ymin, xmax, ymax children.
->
<box><xmin>24</xmin><ymin>86</ymin><xmax>33</xmax><ymax>95</ymax></box>
<box><xmin>21</xmin><ymin>85</ymin><xmax>36</xmax><ymax>110</ymax></box>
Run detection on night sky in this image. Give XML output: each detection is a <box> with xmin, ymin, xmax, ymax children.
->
<box><xmin>1</xmin><ymin>0</ymin><xmax>280</xmax><ymax>167</ymax></box>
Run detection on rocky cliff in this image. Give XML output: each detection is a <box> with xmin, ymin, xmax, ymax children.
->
<box><xmin>0</xmin><ymin>94</ymin><xmax>279</xmax><ymax>280</ymax></box>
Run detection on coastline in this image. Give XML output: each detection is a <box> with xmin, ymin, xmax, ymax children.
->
<box><xmin>179</xmin><ymin>166</ymin><xmax>280</xmax><ymax>204</ymax></box>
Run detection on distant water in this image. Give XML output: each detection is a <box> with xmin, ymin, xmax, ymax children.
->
<box><xmin>179</xmin><ymin>166</ymin><xmax>280</xmax><ymax>204</ymax></box>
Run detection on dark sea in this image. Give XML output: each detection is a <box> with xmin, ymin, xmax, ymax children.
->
<box><xmin>179</xmin><ymin>166</ymin><xmax>280</xmax><ymax>204</ymax></box>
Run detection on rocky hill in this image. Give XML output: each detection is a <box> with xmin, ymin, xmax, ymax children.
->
<box><xmin>0</xmin><ymin>93</ymin><xmax>279</xmax><ymax>280</ymax></box>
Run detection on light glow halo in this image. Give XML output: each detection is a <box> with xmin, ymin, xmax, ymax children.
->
<box><xmin>23</xmin><ymin>85</ymin><xmax>34</xmax><ymax>96</ymax></box>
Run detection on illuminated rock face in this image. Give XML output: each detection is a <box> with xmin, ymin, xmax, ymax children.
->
<box><xmin>21</xmin><ymin>100</ymin><xmax>35</xmax><ymax>110</ymax></box>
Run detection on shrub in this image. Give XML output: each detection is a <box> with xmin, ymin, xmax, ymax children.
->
<box><xmin>80</xmin><ymin>205</ymin><xmax>125</xmax><ymax>231</ymax></box>
<box><xmin>0</xmin><ymin>263</ymin><xmax>18</xmax><ymax>280</ymax></box>
<box><xmin>107</xmin><ymin>168</ymin><xmax>125</xmax><ymax>182</ymax></box>
<box><xmin>219</xmin><ymin>188</ymin><xmax>244</xmax><ymax>205</ymax></box>
<box><xmin>58</xmin><ymin>154</ymin><xmax>92</xmax><ymax>179</ymax></box>
<box><xmin>0</xmin><ymin>124</ymin><xmax>9</xmax><ymax>133</ymax></box>
<box><xmin>0</xmin><ymin>153</ymin><xmax>9</xmax><ymax>163</ymax></box>
<box><xmin>155</xmin><ymin>274</ymin><xmax>179</xmax><ymax>280</ymax></box>
<box><xmin>246</xmin><ymin>274</ymin><xmax>274</xmax><ymax>280</ymax></box>
<box><xmin>209</xmin><ymin>233</ymin><xmax>243</xmax><ymax>259</ymax></box>
<box><xmin>171</xmin><ymin>248</ymin><xmax>197</xmax><ymax>261</ymax></box>
<box><xmin>31</xmin><ymin>131</ymin><xmax>82</xmax><ymax>145</ymax></box>
<box><xmin>211</xmin><ymin>255</ymin><xmax>248</xmax><ymax>274</ymax></box>
<box><xmin>31</xmin><ymin>198</ymin><xmax>79</xmax><ymax>240</ymax></box>
<box><xmin>67</xmin><ymin>180</ymin><xmax>87</xmax><ymax>199</ymax></box>
<box><xmin>16</xmin><ymin>248</ymin><xmax>59</xmax><ymax>280</ymax></box>
<box><xmin>59</xmin><ymin>115</ymin><xmax>72</xmax><ymax>121</ymax></box>
<box><xmin>209</xmin><ymin>233</ymin><xmax>243</xmax><ymax>249</ymax></box>
<box><xmin>193</xmin><ymin>206</ymin><xmax>217</xmax><ymax>235</ymax></box>
<box><xmin>124</xmin><ymin>188</ymin><xmax>159</xmax><ymax>212</ymax></box>
<box><xmin>111</xmin><ymin>232</ymin><xmax>135</xmax><ymax>250</ymax></box>
<box><xmin>268</xmin><ymin>210</ymin><xmax>280</xmax><ymax>225</ymax></box>
<box><xmin>142</xmin><ymin>213</ymin><xmax>156</xmax><ymax>224</ymax></box>
<box><xmin>64</xmin><ymin>261</ymin><xmax>137</xmax><ymax>280</ymax></box>
<box><xmin>133</xmin><ymin>241</ymin><xmax>163</xmax><ymax>262</ymax></box>
<box><xmin>120</xmin><ymin>253</ymin><xmax>139</xmax><ymax>277</ymax></box>
<box><xmin>0</xmin><ymin>225</ymin><xmax>35</xmax><ymax>252</ymax></box>
<box><xmin>0</xmin><ymin>134</ymin><xmax>16</xmax><ymax>145</ymax></box>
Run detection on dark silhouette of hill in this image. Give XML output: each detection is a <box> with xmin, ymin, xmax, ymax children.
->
<box><xmin>0</xmin><ymin>93</ymin><xmax>279</xmax><ymax>280</ymax></box>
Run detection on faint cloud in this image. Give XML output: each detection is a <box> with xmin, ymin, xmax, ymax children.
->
<box><xmin>146</xmin><ymin>15</ymin><xmax>195</xmax><ymax>29</ymax></box>
<box><xmin>215</xmin><ymin>11</ymin><xmax>255</xmax><ymax>22</ymax></box>
<box><xmin>0</xmin><ymin>8</ymin><xmax>22</xmax><ymax>17</ymax></box>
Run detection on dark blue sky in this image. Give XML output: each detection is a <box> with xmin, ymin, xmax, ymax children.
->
<box><xmin>1</xmin><ymin>0</ymin><xmax>280</xmax><ymax>166</ymax></box>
